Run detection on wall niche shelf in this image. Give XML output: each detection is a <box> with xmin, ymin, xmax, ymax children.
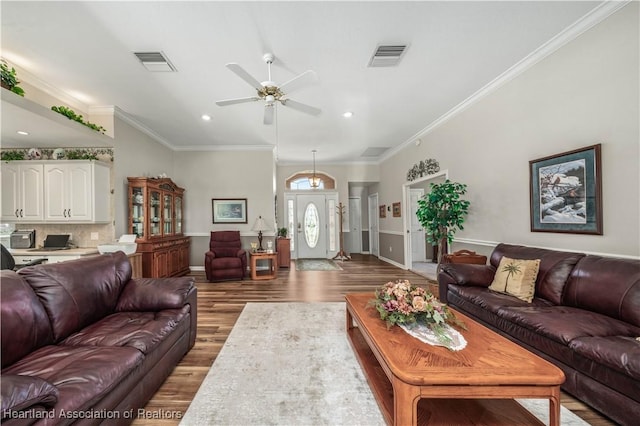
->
<box><xmin>1</xmin><ymin>89</ymin><xmax>113</xmax><ymax>149</ymax></box>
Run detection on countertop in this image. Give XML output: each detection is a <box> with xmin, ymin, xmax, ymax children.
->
<box><xmin>9</xmin><ymin>247</ymin><xmax>99</xmax><ymax>256</ymax></box>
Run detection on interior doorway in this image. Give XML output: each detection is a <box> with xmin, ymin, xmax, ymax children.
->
<box><xmin>348</xmin><ymin>197</ymin><xmax>362</xmax><ymax>254</ymax></box>
<box><xmin>403</xmin><ymin>170</ymin><xmax>447</xmax><ymax>272</ymax></box>
<box><xmin>368</xmin><ymin>193</ymin><xmax>379</xmax><ymax>257</ymax></box>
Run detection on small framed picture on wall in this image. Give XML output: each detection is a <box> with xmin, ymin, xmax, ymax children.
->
<box><xmin>392</xmin><ymin>202</ymin><xmax>401</xmax><ymax>217</ymax></box>
<box><xmin>379</xmin><ymin>205</ymin><xmax>386</xmax><ymax>218</ymax></box>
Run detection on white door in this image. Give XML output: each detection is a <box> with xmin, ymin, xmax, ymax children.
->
<box><xmin>1</xmin><ymin>163</ymin><xmax>44</xmax><ymax>222</ymax></box>
<box><xmin>1</xmin><ymin>163</ymin><xmax>20</xmax><ymax>220</ymax></box>
<box><xmin>348</xmin><ymin>198</ymin><xmax>362</xmax><ymax>254</ymax></box>
<box><xmin>296</xmin><ymin>194</ymin><xmax>327</xmax><ymax>258</ymax></box>
<box><xmin>368</xmin><ymin>194</ymin><xmax>379</xmax><ymax>257</ymax></box>
<box><xmin>410</xmin><ymin>189</ymin><xmax>426</xmax><ymax>262</ymax></box>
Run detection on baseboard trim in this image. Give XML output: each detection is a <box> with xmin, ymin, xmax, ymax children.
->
<box><xmin>453</xmin><ymin>238</ymin><xmax>640</xmax><ymax>260</ymax></box>
<box><xmin>378</xmin><ymin>256</ymin><xmax>406</xmax><ymax>270</ymax></box>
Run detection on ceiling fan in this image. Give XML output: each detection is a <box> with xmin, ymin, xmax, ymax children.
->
<box><xmin>215</xmin><ymin>53</ymin><xmax>321</xmax><ymax>125</ymax></box>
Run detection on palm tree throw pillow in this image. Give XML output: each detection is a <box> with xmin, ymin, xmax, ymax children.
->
<box><xmin>488</xmin><ymin>257</ymin><xmax>541</xmax><ymax>303</ymax></box>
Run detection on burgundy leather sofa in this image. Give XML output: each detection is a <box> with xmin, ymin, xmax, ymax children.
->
<box><xmin>1</xmin><ymin>251</ymin><xmax>197</xmax><ymax>425</ymax></box>
<box><xmin>438</xmin><ymin>243</ymin><xmax>639</xmax><ymax>426</ymax></box>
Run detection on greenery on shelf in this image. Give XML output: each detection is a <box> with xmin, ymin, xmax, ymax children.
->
<box><xmin>65</xmin><ymin>150</ymin><xmax>98</xmax><ymax>160</ymax></box>
<box><xmin>1</xmin><ymin>150</ymin><xmax>25</xmax><ymax>161</ymax></box>
<box><xmin>415</xmin><ymin>180</ymin><xmax>471</xmax><ymax>266</ymax></box>
<box><xmin>278</xmin><ymin>227</ymin><xmax>288</xmax><ymax>238</ymax></box>
<box><xmin>1</xmin><ymin>60</ymin><xmax>25</xmax><ymax>97</ymax></box>
<box><xmin>51</xmin><ymin>105</ymin><xmax>107</xmax><ymax>134</ymax></box>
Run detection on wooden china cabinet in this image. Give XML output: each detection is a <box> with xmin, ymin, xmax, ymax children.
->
<box><xmin>127</xmin><ymin>177</ymin><xmax>190</xmax><ymax>278</ymax></box>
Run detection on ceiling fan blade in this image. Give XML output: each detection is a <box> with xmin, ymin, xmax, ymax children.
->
<box><xmin>263</xmin><ymin>105</ymin><xmax>274</xmax><ymax>125</ymax></box>
<box><xmin>226</xmin><ymin>63</ymin><xmax>264</xmax><ymax>91</ymax></box>
<box><xmin>215</xmin><ymin>97</ymin><xmax>259</xmax><ymax>106</ymax></box>
<box><xmin>280</xmin><ymin>99</ymin><xmax>321</xmax><ymax>116</ymax></box>
<box><xmin>279</xmin><ymin>70</ymin><xmax>318</xmax><ymax>95</ymax></box>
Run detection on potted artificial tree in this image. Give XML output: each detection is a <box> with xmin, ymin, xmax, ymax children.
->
<box><xmin>1</xmin><ymin>60</ymin><xmax>25</xmax><ymax>97</ymax></box>
<box><xmin>415</xmin><ymin>179</ymin><xmax>470</xmax><ymax>269</ymax></box>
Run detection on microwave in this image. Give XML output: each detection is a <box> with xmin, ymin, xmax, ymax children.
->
<box><xmin>10</xmin><ymin>230</ymin><xmax>35</xmax><ymax>249</ymax></box>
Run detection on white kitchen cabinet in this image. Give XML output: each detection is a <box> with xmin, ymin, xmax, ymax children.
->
<box><xmin>44</xmin><ymin>161</ymin><xmax>110</xmax><ymax>223</ymax></box>
<box><xmin>0</xmin><ymin>162</ymin><xmax>44</xmax><ymax>222</ymax></box>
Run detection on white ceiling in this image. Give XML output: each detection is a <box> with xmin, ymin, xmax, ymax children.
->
<box><xmin>1</xmin><ymin>1</ymin><xmax>606</xmax><ymax>164</ymax></box>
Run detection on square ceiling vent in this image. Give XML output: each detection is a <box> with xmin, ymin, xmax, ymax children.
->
<box><xmin>368</xmin><ymin>44</ymin><xmax>408</xmax><ymax>67</ymax></box>
<box><xmin>134</xmin><ymin>51</ymin><xmax>176</xmax><ymax>72</ymax></box>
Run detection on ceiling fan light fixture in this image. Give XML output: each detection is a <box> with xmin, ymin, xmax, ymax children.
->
<box><xmin>342</xmin><ymin>111</ymin><xmax>354</xmax><ymax>118</ymax></box>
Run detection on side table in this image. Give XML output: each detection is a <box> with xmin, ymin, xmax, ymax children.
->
<box><xmin>250</xmin><ymin>252</ymin><xmax>278</xmax><ymax>280</ymax></box>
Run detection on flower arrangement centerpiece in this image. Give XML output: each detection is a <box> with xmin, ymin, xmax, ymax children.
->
<box><xmin>369</xmin><ymin>280</ymin><xmax>467</xmax><ymax>350</ymax></box>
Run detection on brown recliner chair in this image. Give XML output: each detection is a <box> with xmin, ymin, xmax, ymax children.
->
<box><xmin>205</xmin><ymin>231</ymin><xmax>247</xmax><ymax>282</ymax></box>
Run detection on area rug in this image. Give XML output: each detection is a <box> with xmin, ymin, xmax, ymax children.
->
<box><xmin>180</xmin><ymin>302</ymin><xmax>588</xmax><ymax>426</ymax></box>
<box><xmin>295</xmin><ymin>258</ymin><xmax>343</xmax><ymax>271</ymax></box>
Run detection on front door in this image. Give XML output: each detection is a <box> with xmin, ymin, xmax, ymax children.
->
<box><xmin>296</xmin><ymin>194</ymin><xmax>327</xmax><ymax>258</ymax></box>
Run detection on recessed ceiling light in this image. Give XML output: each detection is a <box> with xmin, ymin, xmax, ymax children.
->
<box><xmin>201</xmin><ymin>114</ymin><xmax>211</xmax><ymax>121</ymax></box>
<box><xmin>17</xmin><ymin>131</ymin><xmax>29</xmax><ymax>135</ymax></box>
<box><xmin>342</xmin><ymin>111</ymin><xmax>353</xmax><ymax>118</ymax></box>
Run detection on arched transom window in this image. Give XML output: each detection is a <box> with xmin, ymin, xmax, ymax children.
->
<box><xmin>286</xmin><ymin>172</ymin><xmax>335</xmax><ymax>190</ymax></box>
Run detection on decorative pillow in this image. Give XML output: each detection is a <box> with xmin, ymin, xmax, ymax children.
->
<box><xmin>488</xmin><ymin>257</ymin><xmax>541</xmax><ymax>303</ymax></box>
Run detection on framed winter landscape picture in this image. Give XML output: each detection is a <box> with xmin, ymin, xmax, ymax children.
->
<box><xmin>529</xmin><ymin>144</ymin><xmax>602</xmax><ymax>234</ymax></box>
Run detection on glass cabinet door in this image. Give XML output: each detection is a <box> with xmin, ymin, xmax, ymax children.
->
<box><xmin>131</xmin><ymin>186</ymin><xmax>145</xmax><ymax>238</ymax></box>
<box><xmin>175</xmin><ymin>196</ymin><xmax>183</xmax><ymax>234</ymax></box>
<box><xmin>163</xmin><ymin>193</ymin><xmax>173</xmax><ymax>235</ymax></box>
<box><xmin>149</xmin><ymin>190</ymin><xmax>161</xmax><ymax>237</ymax></box>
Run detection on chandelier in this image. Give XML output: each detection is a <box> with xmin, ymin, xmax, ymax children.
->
<box><xmin>309</xmin><ymin>150</ymin><xmax>321</xmax><ymax>188</ymax></box>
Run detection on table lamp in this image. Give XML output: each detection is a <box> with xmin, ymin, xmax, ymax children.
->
<box><xmin>251</xmin><ymin>215</ymin><xmax>271</xmax><ymax>251</ymax></box>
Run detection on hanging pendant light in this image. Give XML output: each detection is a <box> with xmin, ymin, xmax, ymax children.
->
<box><xmin>309</xmin><ymin>150</ymin><xmax>321</xmax><ymax>188</ymax></box>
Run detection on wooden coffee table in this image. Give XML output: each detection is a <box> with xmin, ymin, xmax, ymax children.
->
<box><xmin>345</xmin><ymin>293</ymin><xmax>565</xmax><ymax>426</ymax></box>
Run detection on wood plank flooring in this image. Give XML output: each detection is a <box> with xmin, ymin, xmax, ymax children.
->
<box><xmin>133</xmin><ymin>254</ymin><xmax>614</xmax><ymax>426</ymax></box>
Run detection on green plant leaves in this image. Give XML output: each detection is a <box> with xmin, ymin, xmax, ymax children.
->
<box><xmin>51</xmin><ymin>105</ymin><xmax>106</xmax><ymax>134</ymax></box>
<box><xmin>415</xmin><ymin>179</ymin><xmax>470</xmax><ymax>255</ymax></box>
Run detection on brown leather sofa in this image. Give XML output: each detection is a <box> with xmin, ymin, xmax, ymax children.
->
<box><xmin>438</xmin><ymin>243</ymin><xmax>639</xmax><ymax>426</ymax></box>
<box><xmin>1</xmin><ymin>251</ymin><xmax>197</xmax><ymax>425</ymax></box>
<box><xmin>204</xmin><ymin>231</ymin><xmax>246</xmax><ymax>282</ymax></box>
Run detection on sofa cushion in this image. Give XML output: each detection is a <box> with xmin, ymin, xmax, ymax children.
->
<box><xmin>1</xmin><ymin>271</ymin><xmax>54</xmax><ymax>368</ymax></box>
<box><xmin>570</xmin><ymin>336</ymin><xmax>640</xmax><ymax>403</ymax></box>
<box><xmin>496</xmin><ymin>305</ymin><xmax>640</xmax><ymax>344</ymax></box>
<box><xmin>209</xmin><ymin>257</ymin><xmax>242</xmax><ymax>269</ymax></box>
<box><xmin>489</xmin><ymin>257</ymin><xmax>540</xmax><ymax>302</ymax></box>
<box><xmin>563</xmin><ymin>255</ymin><xmax>640</xmax><ymax>327</ymax></box>
<box><xmin>63</xmin><ymin>306</ymin><xmax>190</xmax><ymax>354</ymax></box>
<box><xmin>116</xmin><ymin>277</ymin><xmax>195</xmax><ymax>312</ymax></box>
<box><xmin>2</xmin><ymin>345</ymin><xmax>143</xmax><ymax>420</ymax></box>
<box><xmin>490</xmin><ymin>244</ymin><xmax>585</xmax><ymax>305</ymax></box>
<box><xmin>18</xmin><ymin>252</ymin><xmax>132</xmax><ymax>342</ymax></box>
<box><xmin>1</xmin><ymin>375</ymin><xmax>58</xmax><ymax>416</ymax></box>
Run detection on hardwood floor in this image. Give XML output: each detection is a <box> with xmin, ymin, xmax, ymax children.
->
<box><xmin>134</xmin><ymin>254</ymin><xmax>615</xmax><ymax>426</ymax></box>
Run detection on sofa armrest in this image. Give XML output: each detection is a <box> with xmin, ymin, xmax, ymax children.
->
<box><xmin>205</xmin><ymin>250</ymin><xmax>216</xmax><ymax>259</ymax></box>
<box><xmin>236</xmin><ymin>249</ymin><xmax>246</xmax><ymax>258</ymax></box>
<box><xmin>116</xmin><ymin>277</ymin><xmax>195</xmax><ymax>312</ymax></box>
<box><xmin>438</xmin><ymin>264</ymin><xmax>496</xmax><ymax>303</ymax></box>
<box><xmin>1</xmin><ymin>375</ymin><xmax>58</xmax><ymax>418</ymax></box>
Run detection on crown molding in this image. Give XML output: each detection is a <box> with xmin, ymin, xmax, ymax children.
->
<box><xmin>379</xmin><ymin>0</ymin><xmax>630</xmax><ymax>164</ymax></box>
<box><xmin>112</xmin><ymin>106</ymin><xmax>175</xmax><ymax>150</ymax></box>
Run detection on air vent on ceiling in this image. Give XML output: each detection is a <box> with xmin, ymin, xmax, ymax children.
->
<box><xmin>133</xmin><ymin>51</ymin><xmax>176</xmax><ymax>72</ymax></box>
<box><xmin>361</xmin><ymin>147</ymin><xmax>389</xmax><ymax>157</ymax></box>
<box><xmin>368</xmin><ymin>44</ymin><xmax>408</xmax><ymax>67</ymax></box>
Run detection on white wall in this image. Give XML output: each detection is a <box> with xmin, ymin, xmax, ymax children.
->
<box><xmin>112</xmin><ymin>117</ymin><xmax>175</xmax><ymax>237</ymax></box>
<box><xmin>172</xmin><ymin>149</ymin><xmax>276</xmax><ymax>265</ymax></box>
<box><xmin>380</xmin><ymin>3</ymin><xmax>639</xmax><ymax>258</ymax></box>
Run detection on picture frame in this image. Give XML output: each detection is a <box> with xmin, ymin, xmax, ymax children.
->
<box><xmin>392</xmin><ymin>202</ymin><xmax>401</xmax><ymax>217</ymax></box>
<box><xmin>529</xmin><ymin>144</ymin><xmax>602</xmax><ymax>234</ymax></box>
<box><xmin>379</xmin><ymin>205</ymin><xmax>386</xmax><ymax>218</ymax></box>
<box><xmin>212</xmin><ymin>198</ymin><xmax>248</xmax><ymax>224</ymax></box>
